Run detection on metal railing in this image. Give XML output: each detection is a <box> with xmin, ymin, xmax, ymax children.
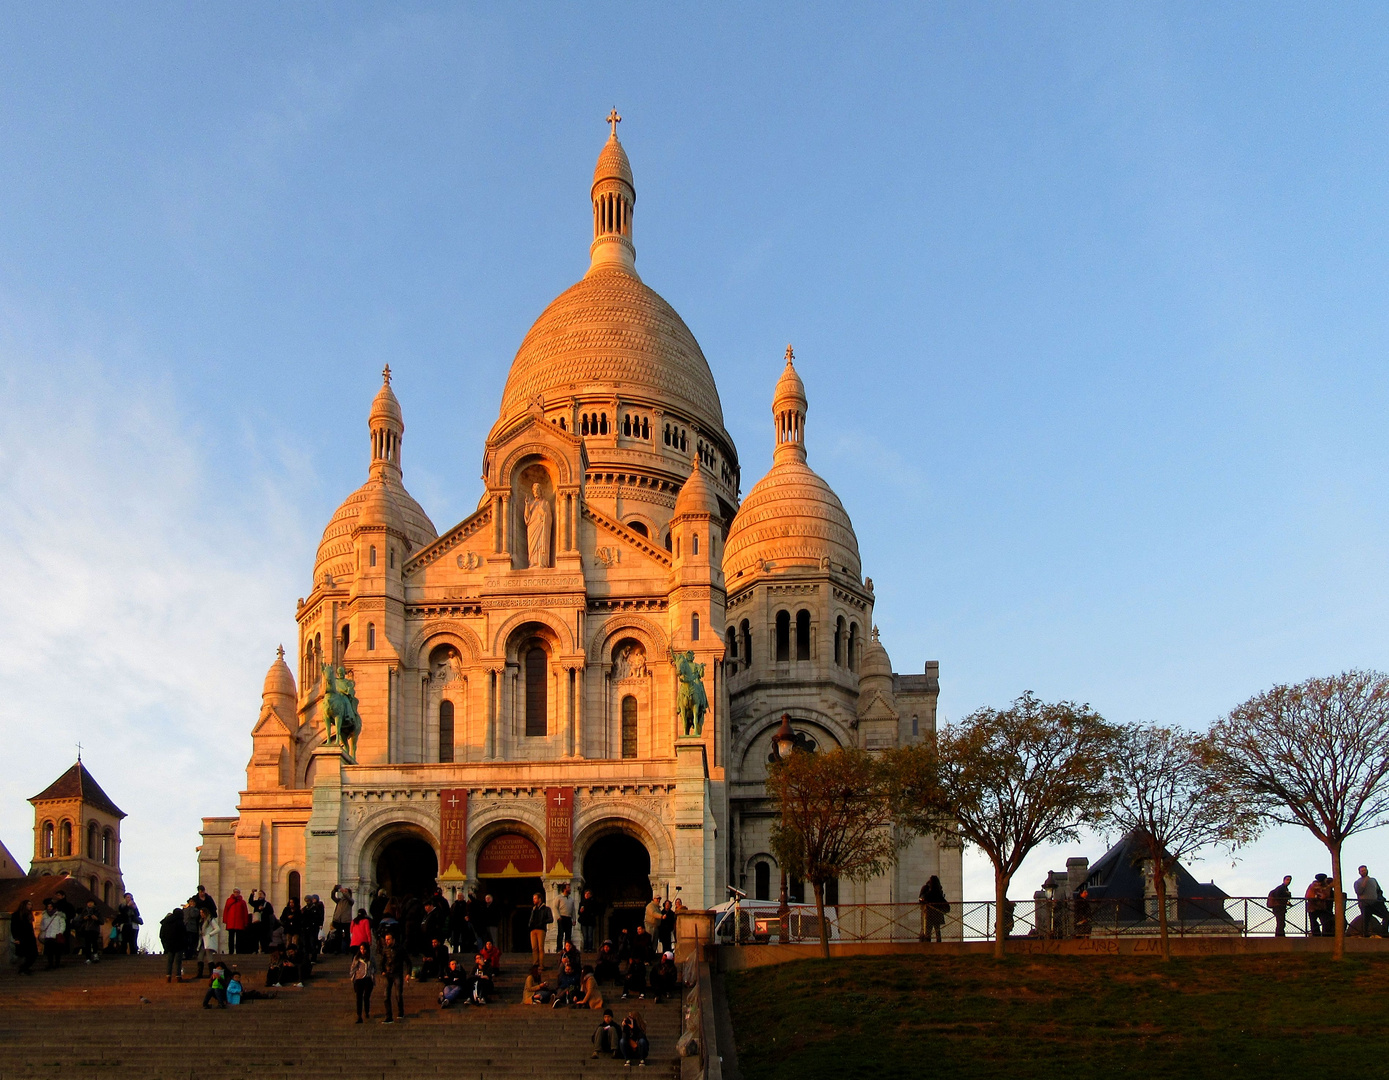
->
<box><xmin>718</xmin><ymin>897</ymin><xmax>1362</xmax><ymax>944</ymax></box>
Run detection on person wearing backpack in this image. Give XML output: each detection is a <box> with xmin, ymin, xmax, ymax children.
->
<box><xmin>1268</xmin><ymin>875</ymin><xmax>1293</xmax><ymax>937</ymax></box>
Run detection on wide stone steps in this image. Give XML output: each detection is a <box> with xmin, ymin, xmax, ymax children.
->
<box><xmin>0</xmin><ymin>953</ymin><xmax>680</xmax><ymax>1079</ymax></box>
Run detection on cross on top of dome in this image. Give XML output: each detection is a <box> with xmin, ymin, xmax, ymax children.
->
<box><xmin>607</xmin><ymin>108</ymin><xmax>622</xmax><ymax>135</ymax></box>
<box><xmin>785</xmin><ymin>344</ymin><xmax>795</xmax><ymax>363</ymax></box>
<box><xmin>381</xmin><ymin>364</ymin><xmax>392</xmax><ymax>385</ymax></box>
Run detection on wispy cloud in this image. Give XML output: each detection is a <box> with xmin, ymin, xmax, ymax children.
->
<box><xmin>0</xmin><ymin>326</ymin><xmax>311</xmax><ymax>940</ymax></box>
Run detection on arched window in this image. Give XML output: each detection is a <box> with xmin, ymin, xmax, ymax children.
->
<box><xmin>626</xmin><ymin>520</ymin><xmax>648</xmax><ymax>538</ymax></box>
<box><xmin>41</xmin><ymin>820</ymin><xmax>54</xmax><ymax>859</ymax></box>
<box><xmin>369</xmin><ymin>545</ymin><xmax>377</xmax><ymax>567</ymax></box>
<box><xmin>89</xmin><ymin>875</ymin><xmax>98</xmax><ymax>895</ymax></box>
<box><xmin>663</xmin><ymin>532</ymin><xmax>672</xmax><ymax>552</ymax></box>
<box><xmin>834</xmin><ymin>616</ymin><xmax>845</xmax><ymax>666</ymax></box>
<box><xmin>581</xmin><ymin>415</ymin><xmax>590</xmax><ymax>436</ymax></box>
<box><xmin>775</xmin><ymin>611</ymin><xmax>791</xmax><ymax>663</ymax></box>
<box><xmin>621</xmin><ymin>695</ymin><xmax>638</xmax><ymax>759</ymax></box>
<box><xmin>103</xmin><ymin>881</ymin><xmax>112</xmax><ymax>906</ymax></box>
<box><xmin>59</xmin><ymin>820</ymin><xmax>72</xmax><ymax>857</ymax></box>
<box><xmin>288</xmin><ymin>870</ymin><xmax>301</xmax><ymax>903</ymax></box>
<box><xmin>725</xmin><ymin>627</ymin><xmax>738</xmax><ymax>660</ymax></box>
<box><xmin>912</xmin><ymin>714</ymin><xmax>919</xmax><ymax>737</ymax></box>
<box><xmin>691</xmin><ymin>612</ymin><xmax>700</xmax><ymax>641</ymax></box>
<box><xmin>367</xmin><ymin>623</ymin><xmax>377</xmax><ymax>651</ymax></box>
<box><xmin>623</xmin><ymin>414</ymin><xmax>632</xmax><ymax>437</ymax></box>
<box><xmin>389</xmin><ymin>548</ymin><xmax>395</xmax><ymax>569</ymax></box>
<box><xmin>341</xmin><ymin>624</ymin><xmax>350</xmax><ymax>653</ymax></box>
<box><xmin>663</xmin><ymin>423</ymin><xmax>670</xmax><ymax>446</ymax></box>
<box><xmin>796</xmin><ymin>610</ymin><xmax>811</xmax><ymax>661</ymax></box>
<box><xmin>102</xmin><ymin>829</ymin><xmax>113</xmax><ymax>866</ymax></box>
<box><xmin>439</xmin><ymin>700</ymin><xmax>455</xmax><ymax>763</ymax></box>
<box><xmin>600</xmin><ymin>413</ymin><xmax>609</xmax><ymax>435</ymax></box>
<box><xmin>755</xmin><ymin>862</ymin><xmax>771</xmax><ymax>901</ymax></box>
<box><xmin>692</xmin><ymin>533</ymin><xmax>699</xmax><ymax>556</ymax></box>
<box><xmin>848</xmin><ymin>622</ymin><xmax>859</xmax><ymax>672</ymax></box>
<box><xmin>641</xmin><ymin>417</ymin><xmax>649</xmax><ymax>439</ymax></box>
<box><xmin>87</xmin><ymin>821</ymin><xmax>98</xmax><ymax>859</ymax></box>
<box><xmin>525</xmin><ymin>644</ymin><xmax>548</xmax><ymax>737</ymax></box>
<box><xmin>741</xmin><ymin>620</ymin><xmax>752</xmax><ymax>669</ymax></box>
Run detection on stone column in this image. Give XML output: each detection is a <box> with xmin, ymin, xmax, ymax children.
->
<box><xmin>304</xmin><ymin>744</ymin><xmax>346</xmax><ymax>905</ymax></box>
<box><xmin>673</xmin><ymin>740</ymin><xmax>713</xmax><ymax>909</ymax></box>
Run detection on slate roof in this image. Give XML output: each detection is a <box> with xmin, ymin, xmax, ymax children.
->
<box><xmin>1082</xmin><ymin>828</ymin><xmax>1233</xmax><ymax>923</ymax></box>
<box><xmin>0</xmin><ymin>873</ymin><xmax>117</xmax><ymax>921</ymax></box>
<box><xmin>28</xmin><ymin>762</ymin><xmax>126</xmax><ymax>819</ymax></box>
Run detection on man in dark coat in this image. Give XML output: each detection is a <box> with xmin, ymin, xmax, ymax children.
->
<box><xmin>380</xmin><ymin>931</ymin><xmax>405</xmax><ymax>1024</ymax></box>
<box><xmin>160</xmin><ymin>907</ymin><xmax>186</xmax><ymax>982</ymax></box>
<box><xmin>578</xmin><ymin>889</ymin><xmax>602</xmax><ymax>952</ymax></box>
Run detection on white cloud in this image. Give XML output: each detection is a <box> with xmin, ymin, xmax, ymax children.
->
<box><xmin>0</xmin><ymin>334</ymin><xmax>310</xmax><ymax>943</ymax></box>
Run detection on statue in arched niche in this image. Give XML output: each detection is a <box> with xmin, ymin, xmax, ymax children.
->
<box><xmin>430</xmin><ymin>645</ymin><xmax>464</xmax><ymax>688</ymax></box>
<box><xmin>613</xmin><ymin>643</ymin><xmax>647</xmax><ymax>682</ymax></box>
<box><xmin>525</xmin><ymin>482</ymin><xmax>553</xmax><ymax>568</ymax></box>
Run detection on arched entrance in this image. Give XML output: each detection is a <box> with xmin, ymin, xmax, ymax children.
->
<box><xmin>375</xmin><ymin>835</ymin><xmax>438</xmax><ymax>901</ymax></box>
<box><xmin>476</xmin><ymin>831</ymin><xmax>545</xmax><ymax>952</ymax></box>
<box><xmin>582</xmin><ymin>832</ymin><xmax>652</xmax><ymax>941</ymax></box>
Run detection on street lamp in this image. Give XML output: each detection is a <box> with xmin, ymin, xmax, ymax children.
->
<box><xmin>770</xmin><ymin>714</ymin><xmax>797</xmax><ymax>944</ymax></box>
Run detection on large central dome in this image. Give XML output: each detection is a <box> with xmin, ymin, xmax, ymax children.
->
<box><xmin>495</xmin><ymin>126</ymin><xmax>731</xmax><ymax>457</ymax></box>
<box><xmin>499</xmin><ymin>264</ymin><xmax>726</xmax><ymax>432</ymax></box>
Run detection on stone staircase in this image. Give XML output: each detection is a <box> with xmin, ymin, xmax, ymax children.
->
<box><xmin>0</xmin><ymin>952</ymin><xmax>681</xmax><ymax>1079</ymax></box>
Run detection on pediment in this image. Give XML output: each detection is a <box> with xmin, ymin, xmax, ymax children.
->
<box><xmin>583</xmin><ymin>503</ymin><xmax>673</xmax><ymax>570</ymax></box>
<box><xmin>856</xmin><ymin>689</ymin><xmax>900</xmax><ymax>721</ymax></box>
<box><xmin>251</xmin><ymin>704</ymin><xmax>295</xmax><ymax>739</ymax></box>
<box><xmin>404</xmin><ymin>503</ymin><xmax>493</xmax><ymax>577</ymax></box>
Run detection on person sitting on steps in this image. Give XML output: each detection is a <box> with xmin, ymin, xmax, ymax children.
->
<box><xmin>619</xmin><ymin>1010</ymin><xmax>649</xmax><ymax>1068</ymax></box>
<box><xmin>591</xmin><ymin>1008</ymin><xmax>621</xmax><ymax>1058</ymax></box>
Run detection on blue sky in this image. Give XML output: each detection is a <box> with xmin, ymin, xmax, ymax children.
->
<box><xmin>2</xmin><ymin>4</ymin><xmax>1387</xmax><ymax>932</ymax></box>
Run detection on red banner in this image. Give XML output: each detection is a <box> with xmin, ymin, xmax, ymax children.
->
<box><xmin>477</xmin><ymin>833</ymin><xmax>543</xmax><ymax>877</ymax></box>
<box><xmin>439</xmin><ymin>789</ymin><xmax>468</xmax><ymax>881</ymax></box>
<box><xmin>545</xmin><ymin>786</ymin><xmax>575</xmax><ymax>877</ymax></box>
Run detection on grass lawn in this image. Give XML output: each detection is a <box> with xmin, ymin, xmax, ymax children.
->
<box><xmin>724</xmin><ymin>952</ymin><xmax>1389</xmax><ymax>1079</ymax></box>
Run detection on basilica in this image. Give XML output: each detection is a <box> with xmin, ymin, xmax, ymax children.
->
<box><xmin>198</xmin><ymin>119</ymin><xmax>960</xmax><ymax>948</ymax></box>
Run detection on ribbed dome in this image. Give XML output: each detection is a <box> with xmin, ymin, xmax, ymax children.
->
<box><xmin>773</xmin><ymin>357</ymin><xmax>806</xmax><ymax>412</ymax></box>
<box><xmin>370</xmin><ymin>378</ymin><xmax>402</xmax><ymax>428</ymax></box>
<box><xmin>313</xmin><ymin>475</ymin><xmax>436</xmax><ymax>585</ymax></box>
<box><xmin>263</xmin><ymin>647</ymin><xmax>297</xmax><ymax>701</ymax></box>
<box><xmin>673</xmin><ymin>456</ymin><xmax>719</xmax><ymax>518</ymax></box>
<box><xmin>860</xmin><ymin>628</ymin><xmax>892</xmax><ymax>680</ymax></box>
<box><xmin>593</xmin><ymin>134</ymin><xmax>634</xmax><ymax>192</ymax></box>
<box><xmin>498</xmin><ymin>265</ymin><xmax>726</xmax><ymax>434</ymax></box>
<box><xmin>723</xmin><ymin>458</ymin><xmax>861</xmax><ymax>581</ymax></box>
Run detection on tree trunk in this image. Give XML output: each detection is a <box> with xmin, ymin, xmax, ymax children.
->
<box><xmin>812</xmin><ymin>880</ymin><xmax>830</xmax><ymax>960</ymax></box>
<box><xmin>1331</xmin><ymin>842</ymin><xmax>1344</xmax><ymax>961</ymax></box>
<box><xmin>1154</xmin><ymin>861</ymin><xmax>1171</xmax><ymax>962</ymax></box>
<box><xmin>994</xmin><ymin>870</ymin><xmax>1009</xmax><ymax>960</ymax></box>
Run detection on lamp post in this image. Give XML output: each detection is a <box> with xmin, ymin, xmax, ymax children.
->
<box><xmin>771</xmin><ymin>714</ymin><xmax>797</xmax><ymax>945</ymax></box>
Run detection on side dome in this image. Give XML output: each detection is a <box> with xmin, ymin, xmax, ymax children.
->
<box><xmin>263</xmin><ymin>646</ymin><xmax>297</xmax><ymax>701</ymax></box>
<box><xmin>313</xmin><ymin>475</ymin><xmax>437</xmax><ymax>585</ymax></box>
<box><xmin>673</xmin><ymin>456</ymin><xmax>719</xmax><ymax>518</ymax></box>
<box><xmin>723</xmin><ymin>458</ymin><xmax>861</xmax><ymax>581</ymax></box>
<box><xmin>498</xmin><ymin>267</ymin><xmax>726</xmax><ymax>435</ymax></box>
<box><xmin>859</xmin><ymin>627</ymin><xmax>893</xmax><ymax>681</ymax></box>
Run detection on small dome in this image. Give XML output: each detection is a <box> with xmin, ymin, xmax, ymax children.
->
<box><xmin>263</xmin><ymin>646</ymin><xmax>297</xmax><ymax>701</ymax></box>
<box><xmin>593</xmin><ymin>134</ymin><xmax>634</xmax><ymax>194</ymax></box>
<box><xmin>723</xmin><ymin>457</ymin><xmax>861</xmax><ymax>580</ymax></box>
<box><xmin>673</xmin><ymin>456</ymin><xmax>719</xmax><ymax>519</ymax></box>
<box><xmin>772</xmin><ymin>354</ymin><xmax>806</xmax><ymax>412</ymax></box>
<box><xmin>860</xmin><ymin>627</ymin><xmax>893</xmax><ymax>681</ymax></box>
<box><xmin>314</xmin><ymin>474</ymin><xmax>436</xmax><ymax>585</ymax></box>
<box><xmin>370</xmin><ymin>366</ymin><xmax>403</xmax><ymax>429</ymax></box>
<box><xmin>357</xmin><ymin>478</ymin><xmax>403</xmax><ymax>532</ymax></box>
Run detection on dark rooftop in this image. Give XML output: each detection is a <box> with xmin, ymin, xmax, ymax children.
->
<box><xmin>28</xmin><ymin>762</ymin><xmax>126</xmax><ymax>819</ymax></box>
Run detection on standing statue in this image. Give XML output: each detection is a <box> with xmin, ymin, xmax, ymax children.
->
<box><xmin>321</xmin><ymin>663</ymin><xmax>363</xmax><ymax>761</ymax></box>
<box><xmin>524</xmin><ymin>482</ymin><xmax>552</xmax><ymax>568</ymax></box>
<box><xmin>669</xmin><ymin>648</ymin><xmax>709</xmax><ymax>737</ymax></box>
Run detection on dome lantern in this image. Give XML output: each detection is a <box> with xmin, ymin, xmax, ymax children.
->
<box><xmin>369</xmin><ymin>365</ymin><xmax>404</xmax><ymax>478</ymax></box>
<box><xmin>590</xmin><ymin>109</ymin><xmax>637</xmax><ymax>275</ymax></box>
<box><xmin>773</xmin><ymin>346</ymin><xmax>808</xmax><ymax>464</ymax></box>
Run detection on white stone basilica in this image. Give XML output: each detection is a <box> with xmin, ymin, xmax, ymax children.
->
<box><xmin>198</xmin><ymin>120</ymin><xmax>960</xmax><ymax>947</ymax></box>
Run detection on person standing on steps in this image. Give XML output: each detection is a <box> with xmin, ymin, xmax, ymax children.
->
<box><xmin>116</xmin><ymin>893</ymin><xmax>142</xmax><ymax>955</ymax></box>
<box><xmin>11</xmin><ymin>900</ymin><xmax>38</xmax><ymax>975</ymax></box>
<box><xmin>529</xmin><ymin>892</ymin><xmax>554</xmax><ymax>971</ymax></box>
<box><xmin>642</xmin><ymin>896</ymin><xmax>661</xmax><ymax>941</ymax></box>
<box><xmin>555</xmin><ymin>884</ymin><xmax>576</xmax><ymax>951</ymax></box>
<box><xmin>579</xmin><ymin>889</ymin><xmax>601</xmax><ymax>952</ymax></box>
<box><xmin>380</xmin><ymin>931</ymin><xmax>405</xmax><ymax>1024</ymax></box>
<box><xmin>222</xmin><ymin>888</ymin><xmax>249</xmax><ymax>955</ymax></box>
<box><xmin>40</xmin><ymin>899</ymin><xmax>66</xmax><ymax>969</ymax></box>
<box><xmin>181</xmin><ymin>900</ymin><xmax>201</xmax><ymax>967</ymax></box>
<box><xmin>349</xmin><ymin>944</ymin><xmax>376</xmax><ymax>1023</ymax></box>
<box><xmin>159</xmin><ymin>906</ymin><xmax>185</xmax><ymax>982</ymax></box>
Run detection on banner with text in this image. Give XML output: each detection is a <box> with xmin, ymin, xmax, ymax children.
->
<box><xmin>439</xmin><ymin>788</ymin><xmax>468</xmax><ymax>881</ymax></box>
<box><xmin>545</xmin><ymin>786</ymin><xmax>575</xmax><ymax>877</ymax></box>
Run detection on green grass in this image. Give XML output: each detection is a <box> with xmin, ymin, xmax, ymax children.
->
<box><xmin>724</xmin><ymin>953</ymin><xmax>1389</xmax><ymax>1079</ymax></box>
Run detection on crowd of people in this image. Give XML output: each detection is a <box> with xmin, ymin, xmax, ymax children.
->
<box><xmin>1266</xmin><ymin>865</ymin><xmax>1389</xmax><ymax>937</ymax></box>
<box><xmin>9</xmin><ymin>889</ymin><xmax>143</xmax><ymax>974</ymax></box>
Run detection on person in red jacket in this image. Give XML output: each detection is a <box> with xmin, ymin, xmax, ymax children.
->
<box><xmin>222</xmin><ymin>889</ymin><xmax>250</xmax><ymax>955</ymax></box>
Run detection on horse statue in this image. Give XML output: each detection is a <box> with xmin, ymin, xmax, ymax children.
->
<box><xmin>669</xmin><ymin>648</ymin><xmax>708</xmax><ymax>737</ymax></box>
<box><xmin>321</xmin><ymin>663</ymin><xmax>363</xmax><ymax>761</ymax></box>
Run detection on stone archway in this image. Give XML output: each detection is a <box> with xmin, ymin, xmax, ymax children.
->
<box><xmin>375</xmin><ymin>834</ymin><xmax>438</xmax><ymax>901</ymax></box>
<box><xmin>582</xmin><ymin>831</ymin><xmax>652</xmax><ymax>941</ymax></box>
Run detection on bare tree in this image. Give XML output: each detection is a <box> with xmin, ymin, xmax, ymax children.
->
<box><xmin>767</xmin><ymin>746</ymin><xmax>903</xmax><ymax>959</ymax></box>
<box><xmin>890</xmin><ymin>692</ymin><xmax>1115</xmax><ymax>958</ymax></box>
<box><xmin>1208</xmin><ymin>669</ymin><xmax>1389</xmax><ymax>959</ymax></box>
<box><xmin>1106</xmin><ymin>723</ymin><xmax>1262</xmax><ymax>959</ymax></box>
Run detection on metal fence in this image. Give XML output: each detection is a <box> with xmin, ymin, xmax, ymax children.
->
<box><xmin>718</xmin><ymin>897</ymin><xmax>1361</xmax><ymax>944</ymax></box>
